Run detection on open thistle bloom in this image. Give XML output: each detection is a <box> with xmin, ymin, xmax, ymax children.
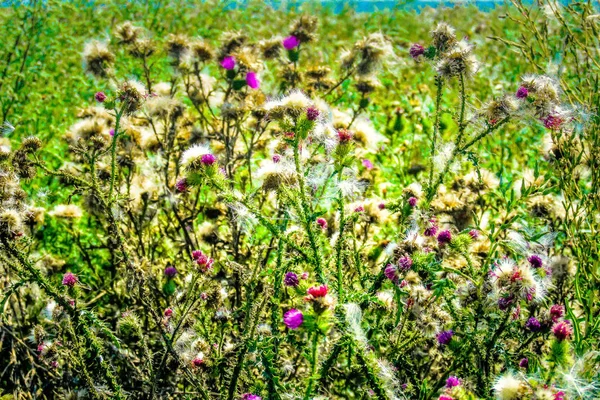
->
<box><xmin>220</xmin><ymin>55</ymin><xmax>236</xmax><ymax>70</ymax></box>
<box><xmin>245</xmin><ymin>71</ymin><xmax>260</xmax><ymax>89</ymax></box>
<box><xmin>283</xmin><ymin>309</ymin><xmax>303</xmax><ymax>330</ymax></box>
<box><xmin>409</xmin><ymin>43</ymin><xmax>425</xmax><ymax>60</ymax></box>
<box><xmin>242</xmin><ymin>394</ymin><xmax>262</xmax><ymax>400</ymax></box>
<box><xmin>95</xmin><ymin>91</ymin><xmax>106</xmax><ymax>102</ymax></box>
<box><xmin>282</xmin><ymin>35</ymin><xmax>300</xmax><ymax>50</ymax></box>
<box><xmin>445</xmin><ymin>376</ymin><xmax>460</xmax><ymax>388</ymax></box>
<box><xmin>62</xmin><ymin>272</ymin><xmax>78</xmax><ymax>288</ymax></box>
<box><xmin>180</xmin><ymin>144</ymin><xmax>213</xmax><ymax>170</ymax></box>
<box><xmin>437</xmin><ymin>330</ymin><xmax>453</xmax><ymax>346</ymax></box>
<box><xmin>552</xmin><ymin>320</ymin><xmax>573</xmax><ymax>341</ymax></box>
<box><xmin>164</xmin><ymin>266</ymin><xmax>177</xmax><ymax>278</ymax></box>
<box><xmin>307</xmin><ymin>285</ymin><xmax>328</xmax><ymax>298</ymax></box>
<box><xmin>284</xmin><ymin>272</ymin><xmax>299</xmax><ymax>287</ymax></box>
<box><xmin>192</xmin><ymin>250</ymin><xmax>214</xmax><ymax>272</ymax></box>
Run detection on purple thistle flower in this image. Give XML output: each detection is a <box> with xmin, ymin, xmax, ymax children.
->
<box><xmin>498</xmin><ymin>295</ymin><xmax>514</xmax><ymax>310</ymax></box>
<box><xmin>398</xmin><ymin>256</ymin><xmax>413</xmax><ymax>271</ymax></box>
<box><xmin>246</xmin><ymin>72</ymin><xmax>260</xmax><ymax>89</ymax></box>
<box><xmin>242</xmin><ymin>394</ymin><xmax>262</xmax><ymax>400</ymax></box>
<box><xmin>519</xmin><ymin>357</ymin><xmax>529</xmax><ymax>369</ymax></box>
<box><xmin>550</xmin><ymin>304</ymin><xmax>564</xmax><ymax>322</ymax></box>
<box><xmin>272</xmin><ymin>154</ymin><xmax>281</xmax><ymax>163</ymax></box>
<box><xmin>109</xmin><ymin>129</ymin><xmax>115</xmax><ymax>137</ymax></box>
<box><xmin>221</xmin><ymin>56</ymin><xmax>236</xmax><ymax>70</ymax></box>
<box><xmin>175</xmin><ymin>178</ymin><xmax>188</xmax><ymax>193</ymax></box>
<box><xmin>525</xmin><ymin>317</ymin><xmax>542</xmax><ymax>332</ymax></box>
<box><xmin>95</xmin><ymin>91</ymin><xmax>106</xmax><ymax>102</ymax></box>
<box><xmin>552</xmin><ymin>320</ymin><xmax>573</xmax><ymax>341</ymax></box>
<box><xmin>378</xmin><ymin>202</ymin><xmax>385</xmax><ymax>210</ymax></box>
<box><xmin>528</xmin><ymin>254</ymin><xmax>543</xmax><ymax>269</ymax></box>
<box><xmin>469</xmin><ymin>229</ymin><xmax>479</xmax><ymax>239</ymax></box>
<box><xmin>445</xmin><ymin>376</ymin><xmax>460</xmax><ymax>388</ymax></box>
<box><xmin>543</xmin><ymin>115</ymin><xmax>564</xmax><ymax>130</ymax></box>
<box><xmin>384</xmin><ymin>264</ymin><xmax>398</xmax><ymax>282</ymax></box>
<box><xmin>437</xmin><ymin>330</ymin><xmax>454</xmax><ymax>346</ymax></box>
<box><xmin>284</xmin><ymin>272</ymin><xmax>299</xmax><ymax>287</ymax></box>
<box><xmin>164</xmin><ymin>266</ymin><xmax>177</xmax><ymax>278</ymax></box>
<box><xmin>409</xmin><ymin>43</ymin><xmax>425</xmax><ymax>59</ymax></box>
<box><xmin>437</xmin><ymin>230</ymin><xmax>452</xmax><ymax>245</ymax></box>
<box><xmin>306</xmin><ymin>106</ymin><xmax>320</xmax><ymax>121</ymax></box>
<box><xmin>283</xmin><ymin>309</ymin><xmax>303</xmax><ymax>330</ymax></box>
<box><xmin>516</xmin><ymin>86</ymin><xmax>529</xmax><ymax>99</ymax></box>
<box><xmin>62</xmin><ymin>272</ymin><xmax>78</xmax><ymax>288</ymax></box>
<box><xmin>362</xmin><ymin>159</ymin><xmax>374</xmax><ymax>170</ymax></box>
<box><xmin>201</xmin><ymin>153</ymin><xmax>216</xmax><ymax>166</ymax></box>
<box><xmin>408</xmin><ymin>197</ymin><xmax>417</xmax><ymax>207</ymax></box>
<box><xmin>316</xmin><ymin>217</ymin><xmax>327</xmax><ymax>230</ymax></box>
<box><xmin>282</xmin><ymin>35</ymin><xmax>300</xmax><ymax>50</ymax></box>
<box><xmin>424</xmin><ymin>219</ymin><xmax>438</xmax><ymax>237</ymax></box>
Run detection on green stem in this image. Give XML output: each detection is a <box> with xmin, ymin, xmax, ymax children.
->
<box><xmin>304</xmin><ymin>332</ymin><xmax>320</xmax><ymax>400</ymax></box>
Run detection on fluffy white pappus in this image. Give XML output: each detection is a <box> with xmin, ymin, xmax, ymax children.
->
<box><xmin>492</xmin><ymin>372</ymin><xmax>525</xmax><ymax>400</ymax></box>
<box><xmin>433</xmin><ymin>142</ymin><xmax>456</xmax><ymax>172</ymax></box>
<box><xmin>343</xmin><ymin>303</ymin><xmax>368</xmax><ymax>347</ymax></box>
<box><xmin>180</xmin><ymin>143</ymin><xmax>211</xmax><ymax>169</ymax></box>
<box><xmin>227</xmin><ymin>201</ymin><xmax>258</xmax><ymax>233</ymax></box>
<box><xmin>375</xmin><ymin>358</ymin><xmax>403</xmax><ymax>400</ymax></box>
<box><xmin>352</xmin><ymin>117</ymin><xmax>388</xmax><ymax>152</ymax></box>
<box><xmin>264</xmin><ymin>89</ymin><xmax>312</xmax><ymax>112</ymax></box>
<box><xmin>560</xmin><ymin>352</ymin><xmax>600</xmax><ymax>399</ymax></box>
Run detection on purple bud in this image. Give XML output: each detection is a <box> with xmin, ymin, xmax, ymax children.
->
<box><xmin>398</xmin><ymin>256</ymin><xmax>413</xmax><ymax>271</ymax></box>
<box><xmin>306</xmin><ymin>106</ymin><xmax>320</xmax><ymax>121</ymax></box>
<box><xmin>516</xmin><ymin>86</ymin><xmax>529</xmax><ymax>99</ymax></box>
<box><xmin>62</xmin><ymin>272</ymin><xmax>78</xmax><ymax>288</ymax></box>
<box><xmin>550</xmin><ymin>304</ymin><xmax>564</xmax><ymax>322</ymax></box>
<box><xmin>384</xmin><ymin>264</ymin><xmax>398</xmax><ymax>282</ymax></box>
<box><xmin>362</xmin><ymin>159</ymin><xmax>374</xmax><ymax>170</ymax></box>
<box><xmin>469</xmin><ymin>229</ymin><xmax>479</xmax><ymax>239</ymax></box>
<box><xmin>437</xmin><ymin>330</ymin><xmax>454</xmax><ymax>346</ymax></box>
<box><xmin>220</xmin><ymin>56</ymin><xmax>236</xmax><ymax>70</ymax></box>
<box><xmin>409</xmin><ymin>43</ymin><xmax>425</xmax><ymax>59</ymax></box>
<box><xmin>528</xmin><ymin>254</ymin><xmax>543</xmax><ymax>269</ymax></box>
<box><xmin>519</xmin><ymin>357</ymin><xmax>529</xmax><ymax>369</ymax></box>
<box><xmin>95</xmin><ymin>92</ymin><xmax>107</xmax><ymax>102</ymax></box>
<box><xmin>242</xmin><ymin>394</ymin><xmax>262</xmax><ymax>400</ymax></box>
<box><xmin>175</xmin><ymin>178</ymin><xmax>188</xmax><ymax>193</ymax></box>
<box><xmin>552</xmin><ymin>320</ymin><xmax>573</xmax><ymax>341</ymax></box>
<box><xmin>284</xmin><ymin>272</ymin><xmax>299</xmax><ymax>287</ymax></box>
<box><xmin>201</xmin><ymin>153</ymin><xmax>216</xmax><ymax>166</ymax></box>
<box><xmin>378</xmin><ymin>203</ymin><xmax>386</xmax><ymax>210</ymax></box>
<box><xmin>408</xmin><ymin>197</ymin><xmax>417</xmax><ymax>207</ymax></box>
<box><xmin>282</xmin><ymin>35</ymin><xmax>300</xmax><ymax>50</ymax></box>
<box><xmin>437</xmin><ymin>230</ymin><xmax>452</xmax><ymax>245</ymax></box>
<box><xmin>164</xmin><ymin>266</ymin><xmax>177</xmax><ymax>278</ymax></box>
<box><xmin>246</xmin><ymin>71</ymin><xmax>260</xmax><ymax>89</ymax></box>
<box><xmin>283</xmin><ymin>308</ymin><xmax>303</xmax><ymax>330</ymax></box>
<box><xmin>272</xmin><ymin>154</ymin><xmax>281</xmax><ymax>163</ymax></box>
<box><xmin>445</xmin><ymin>376</ymin><xmax>460</xmax><ymax>388</ymax></box>
<box><xmin>525</xmin><ymin>317</ymin><xmax>541</xmax><ymax>332</ymax></box>
<box><xmin>109</xmin><ymin>129</ymin><xmax>115</xmax><ymax>137</ymax></box>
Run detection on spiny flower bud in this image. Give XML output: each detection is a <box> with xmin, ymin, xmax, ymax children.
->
<box><xmin>409</xmin><ymin>43</ymin><xmax>425</xmax><ymax>60</ymax></box>
<box><xmin>62</xmin><ymin>272</ymin><xmax>78</xmax><ymax>288</ymax></box>
<box><xmin>306</xmin><ymin>106</ymin><xmax>320</xmax><ymax>121</ymax></box>
<box><xmin>95</xmin><ymin>92</ymin><xmax>107</xmax><ymax>103</ymax></box>
<box><xmin>437</xmin><ymin>230</ymin><xmax>452</xmax><ymax>245</ymax></box>
<box><xmin>164</xmin><ymin>266</ymin><xmax>177</xmax><ymax>278</ymax></box>
<box><xmin>552</xmin><ymin>320</ymin><xmax>573</xmax><ymax>341</ymax></box>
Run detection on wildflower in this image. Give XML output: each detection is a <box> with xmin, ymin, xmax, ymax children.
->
<box><xmin>409</xmin><ymin>43</ymin><xmax>425</xmax><ymax>60</ymax></box>
<box><xmin>95</xmin><ymin>92</ymin><xmax>106</xmax><ymax>102</ymax></box>
<box><xmin>354</xmin><ymin>205</ymin><xmax>364</xmax><ymax>212</ymax></box>
<box><xmin>527</xmin><ymin>254</ymin><xmax>543</xmax><ymax>268</ymax></box>
<box><xmin>408</xmin><ymin>197</ymin><xmax>417</xmax><ymax>207</ymax></box>
<box><xmin>525</xmin><ymin>317</ymin><xmax>542</xmax><ymax>332</ymax></box>
<box><xmin>337</xmin><ymin>129</ymin><xmax>352</xmax><ymax>144</ymax></box>
<box><xmin>306</xmin><ymin>106</ymin><xmax>320</xmax><ymax>121</ymax></box>
<box><xmin>109</xmin><ymin>129</ymin><xmax>115</xmax><ymax>137</ymax></box>
<box><xmin>246</xmin><ymin>72</ymin><xmax>260</xmax><ymax>89</ymax></box>
<box><xmin>316</xmin><ymin>217</ymin><xmax>327</xmax><ymax>230</ymax></box>
<box><xmin>493</xmin><ymin>373</ymin><xmax>525</xmax><ymax>400</ymax></box>
<box><xmin>469</xmin><ymin>229</ymin><xmax>479</xmax><ymax>239</ymax></box>
<box><xmin>550</xmin><ymin>304</ymin><xmax>564</xmax><ymax>322</ymax></box>
<box><xmin>284</xmin><ymin>272</ymin><xmax>299</xmax><ymax>287</ymax></box>
<box><xmin>192</xmin><ymin>356</ymin><xmax>204</xmax><ymax>367</ymax></box>
<box><xmin>201</xmin><ymin>153</ymin><xmax>216</xmax><ymax>166</ymax></box>
<box><xmin>164</xmin><ymin>308</ymin><xmax>173</xmax><ymax>317</ymax></box>
<box><xmin>384</xmin><ymin>264</ymin><xmax>398</xmax><ymax>283</ymax></box>
<box><xmin>50</xmin><ymin>204</ymin><xmax>83</xmax><ymax>219</ymax></box>
<box><xmin>362</xmin><ymin>159</ymin><xmax>374</xmax><ymax>170</ymax></box>
<box><xmin>175</xmin><ymin>178</ymin><xmax>188</xmax><ymax>193</ymax></box>
<box><xmin>242</xmin><ymin>394</ymin><xmax>262</xmax><ymax>400</ymax></box>
<box><xmin>83</xmin><ymin>40</ymin><xmax>115</xmax><ymax>78</ymax></box>
<box><xmin>424</xmin><ymin>219</ymin><xmax>438</xmax><ymax>237</ymax></box>
<box><xmin>193</xmin><ymin>250</ymin><xmax>214</xmax><ymax>272</ymax></box>
<box><xmin>516</xmin><ymin>86</ymin><xmax>529</xmax><ymax>99</ymax></box>
<box><xmin>446</xmin><ymin>376</ymin><xmax>460</xmax><ymax>388</ymax></box>
<box><xmin>272</xmin><ymin>154</ymin><xmax>281</xmax><ymax>163</ymax></box>
<box><xmin>552</xmin><ymin>320</ymin><xmax>573</xmax><ymax>341</ymax></box>
<box><xmin>181</xmin><ymin>144</ymin><xmax>212</xmax><ymax>170</ymax></box>
<box><xmin>221</xmin><ymin>56</ymin><xmax>236</xmax><ymax>70</ymax></box>
<box><xmin>543</xmin><ymin>114</ymin><xmax>564</xmax><ymax>130</ymax></box>
<box><xmin>282</xmin><ymin>35</ymin><xmax>300</xmax><ymax>50</ymax></box>
<box><xmin>437</xmin><ymin>330</ymin><xmax>453</xmax><ymax>346</ymax></box>
<box><xmin>437</xmin><ymin>230</ymin><xmax>452</xmax><ymax>245</ymax></box>
<box><xmin>283</xmin><ymin>309</ymin><xmax>303</xmax><ymax>330</ymax></box>
<box><xmin>164</xmin><ymin>266</ymin><xmax>177</xmax><ymax>278</ymax></box>
<box><xmin>519</xmin><ymin>358</ymin><xmax>529</xmax><ymax>369</ymax></box>
<box><xmin>439</xmin><ymin>397</ymin><xmax>453</xmax><ymax>400</ymax></box>
<box><xmin>307</xmin><ymin>285</ymin><xmax>328</xmax><ymax>298</ymax></box>
<box><xmin>62</xmin><ymin>272</ymin><xmax>78</xmax><ymax>288</ymax></box>
<box><xmin>398</xmin><ymin>256</ymin><xmax>413</xmax><ymax>271</ymax></box>
<box><xmin>431</xmin><ymin>22</ymin><xmax>457</xmax><ymax>53</ymax></box>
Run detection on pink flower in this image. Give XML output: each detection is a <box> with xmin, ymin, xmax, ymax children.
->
<box><xmin>95</xmin><ymin>92</ymin><xmax>106</xmax><ymax>102</ymax></box>
<box><xmin>282</xmin><ymin>35</ymin><xmax>300</xmax><ymax>50</ymax></box>
<box><xmin>221</xmin><ymin>56</ymin><xmax>236</xmax><ymax>70</ymax></box>
<box><xmin>62</xmin><ymin>272</ymin><xmax>78</xmax><ymax>288</ymax></box>
<box><xmin>316</xmin><ymin>217</ymin><xmax>327</xmax><ymax>230</ymax></box>
<box><xmin>283</xmin><ymin>308</ymin><xmax>303</xmax><ymax>329</ymax></box>
<box><xmin>246</xmin><ymin>72</ymin><xmax>260</xmax><ymax>89</ymax></box>
<box><xmin>307</xmin><ymin>285</ymin><xmax>328</xmax><ymax>298</ymax></box>
<box><xmin>362</xmin><ymin>159</ymin><xmax>374</xmax><ymax>170</ymax></box>
<box><xmin>201</xmin><ymin>153</ymin><xmax>216</xmax><ymax>166</ymax></box>
<box><xmin>552</xmin><ymin>320</ymin><xmax>573</xmax><ymax>341</ymax></box>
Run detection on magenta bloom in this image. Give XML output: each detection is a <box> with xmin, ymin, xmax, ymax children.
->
<box><xmin>307</xmin><ymin>285</ymin><xmax>328</xmax><ymax>298</ymax></box>
<box><xmin>362</xmin><ymin>159</ymin><xmax>374</xmax><ymax>170</ymax></box>
<box><xmin>272</xmin><ymin>154</ymin><xmax>281</xmax><ymax>163</ymax></box>
<box><xmin>554</xmin><ymin>391</ymin><xmax>566</xmax><ymax>400</ymax></box>
<box><xmin>282</xmin><ymin>35</ymin><xmax>300</xmax><ymax>50</ymax></box>
<box><xmin>221</xmin><ymin>56</ymin><xmax>236</xmax><ymax>70</ymax></box>
<box><xmin>525</xmin><ymin>317</ymin><xmax>542</xmax><ymax>332</ymax></box>
<box><xmin>164</xmin><ymin>308</ymin><xmax>173</xmax><ymax>317</ymax></box>
<box><xmin>109</xmin><ymin>129</ymin><xmax>115</xmax><ymax>137</ymax></box>
<box><xmin>439</xmin><ymin>397</ymin><xmax>453</xmax><ymax>400</ymax></box>
<box><xmin>469</xmin><ymin>229</ymin><xmax>479</xmax><ymax>239</ymax></box>
<box><xmin>437</xmin><ymin>330</ymin><xmax>453</xmax><ymax>346</ymax></box>
<box><xmin>62</xmin><ymin>272</ymin><xmax>78</xmax><ymax>288</ymax></box>
<box><xmin>192</xmin><ymin>357</ymin><xmax>204</xmax><ymax>367</ymax></box>
<box><xmin>519</xmin><ymin>357</ymin><xmax>529</xmax><ymax>369</ymax></box>
<box><xmin>552</xmin><ymin>320</ymin><xmax>573</xmax><ymax>341</ymax></box>
<box><xmin>409</xmin><ymin>43</ymin><xmax>425</xmax><ymax>59</ymax></box>
<box><xmin>528</xmin><ymin>254</ymin><xmax>543</xmax><ymax>269</ymax></box>
<box><xmin>95</xmin><ymin>91</ymin><xmax>106</xmax><ymax>102</ymax></box>
<box><xmin>516</xmin><ymin>86</ymin><xmax>529</xmax><ymax>99</ymax></box>
<box><xmin>201</xmin><ymin>153</ymin><xmax>216</xmax><ymax>166</ymax></box>
<box><xmin>437</xmin><ymin>230</ymin><xmax>452</xmax><ymax>245</ymax></box>
<box><xmin>164</xmin><ymin>266</ymin><xmax>177</xmax><ymax>278</ymax></box>
<box><xmin>408</xmin><ymin>197</ymin><xmax>417</xmax><ymax>207</ymax></box>
<box><xmin>246</xmin><ymin>72</ymin><xmax>260</xmax><ymax>89</ymax></box>
<box><xmin>445</xmin><ymin>376</ymin><xmax>460</xmax><ymax>388</ymax></box>
<box><xmin>316</xmin><ymin>217</ymin><xmax>327</xmax><ymax>230</ymax></box>
<box><xmin>306</xmin><ymin>106</ymin><xmax>320</xmax><ymax>121</ymax></box>
<box><xmin>193</xmin><ymin>250</ymin><xmax>214</xmax><ymax>272</ymax></box>
<box><xmin>175</xmin><ymin>178</ymin><xmax>188</xmax><ymax>193</ymax></box>
<box><xmin>354</xmin><ymin>205</ymin><xmax>364</xmax><ymax>213</ymax></box>
<box><xmin>398</xmin><ymin>256</ymin><xmax>413</xmax><ymax>271</ymax></box>
<box><xmin>283</xmin><ymin>308</ymin><xmax>303</xmax><ymax>329</ymax></box>
<box><xmin>284</xmin><ymin>272</ymin><xmax>299</xmax><ymax>287</ymax></box>
<box><xmin>543</xmin><ymin>115</ymin><xmax>564</xmax><ymax>130</ymax></box>
<box><xmin>242</xmin><ymin>394</ymin><xmax>262</xmax><ymax>400</ymax></box>
<box><xmin>550</xmin><ymin>304</ymin><xmax>565</xmax><ymax>322</ymax></box>
<box><xmin>384</xmin><ymin>264</ymin><xmax>398</xmax><ymax>282</ymax></box>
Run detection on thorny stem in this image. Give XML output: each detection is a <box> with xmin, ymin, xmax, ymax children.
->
<box><xmin>428</xmin><ymin>75</ymin><xmax>444</xmax><ymax>189</ymax></box>
<box><xmin>108</xmin><ymin>107</ymin><xmax>124</xmax><ymax>204</ymax></box>
<box><xmin>303</xmin><ymin>331</ymin><xmax>320</xmax><ymax>400</ymax></box>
